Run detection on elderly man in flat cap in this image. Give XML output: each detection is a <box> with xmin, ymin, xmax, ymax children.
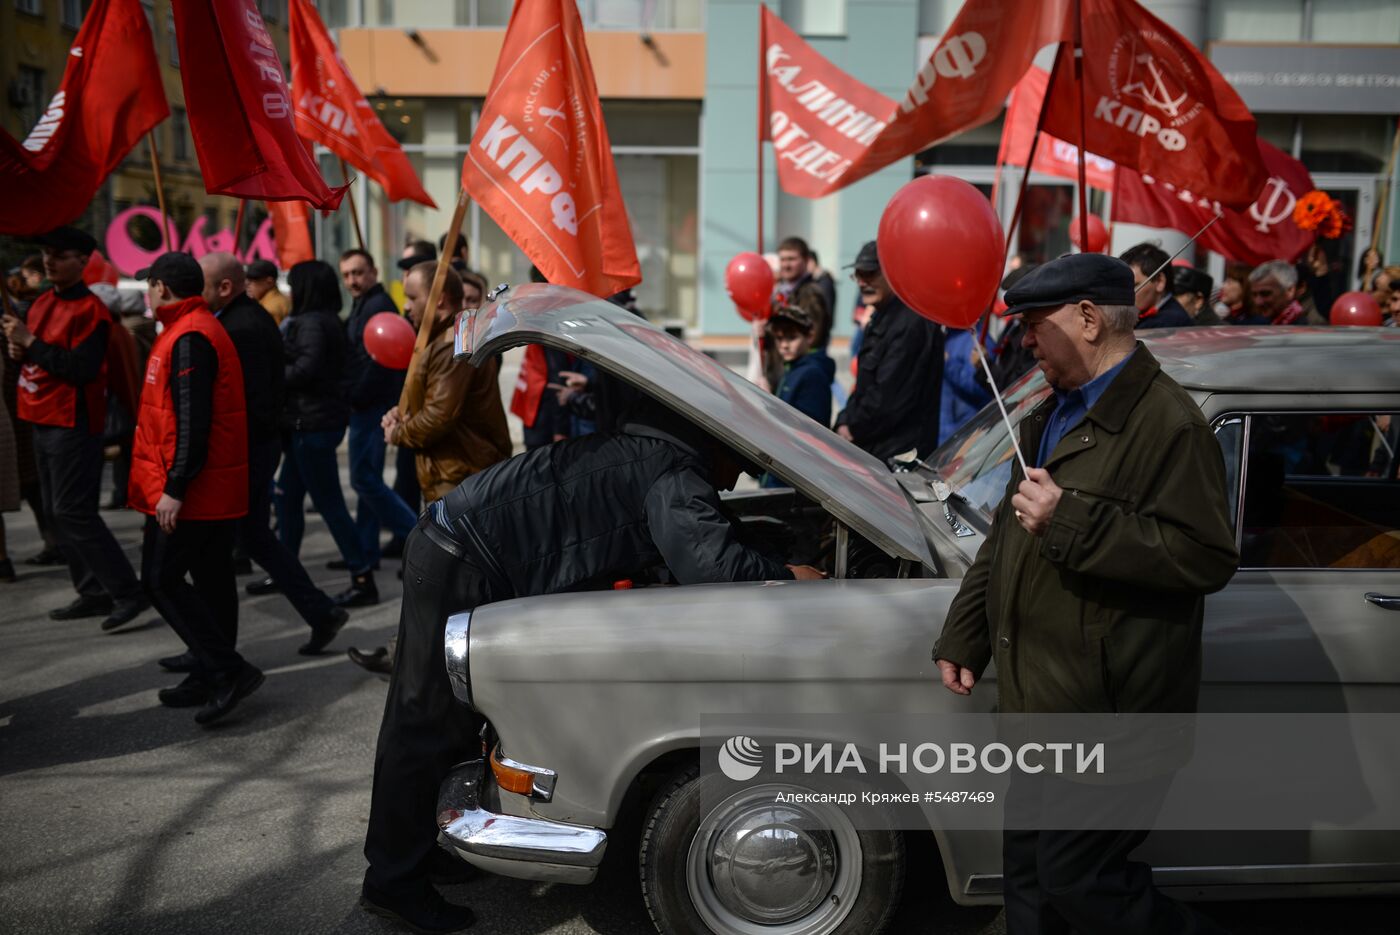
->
<box><xmin>932</xmin><ymin>253</ymin><xmax>1239</xmax><ymax>934</ymax></box>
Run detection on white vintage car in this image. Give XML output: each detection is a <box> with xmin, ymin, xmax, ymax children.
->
<box><xmin>435</xmin><ymin>283</ymin><xmax>1400</xmax><ymax>935</ymax></box>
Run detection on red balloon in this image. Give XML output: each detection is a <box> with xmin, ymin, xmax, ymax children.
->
<box><xmin>877</xmin><ymin>175</ymin><xmax>1005</xmax><ymax>329</ymax></box>
<box><xmin>725</xmin><ymin>251</ymin><xmax>774</xmax><ymax>321</ymax></box>
<box><xmin>364</xmin><ymin>311</ymin><xmax>416</xmax><ymax>369</ymax></box>
<box><xmin>1330</xmin><ymin>291</ymin><xmax>1382</xmax><ymax>327</ymax></box>
<box><xmin>82</xmin><ymin>249</ymin><xmax>120</xmax><ymax>286</ymax></box>
<box><xmin>1068</xmin><ymin>214</ymin><xmax>1108</xmax><ymax>253</ymax></box>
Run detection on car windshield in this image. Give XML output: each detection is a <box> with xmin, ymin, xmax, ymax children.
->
<box><xmin>927</xmin><ymin>369</ymin><xmax>1052</xmax><ymax>517</ymax></box>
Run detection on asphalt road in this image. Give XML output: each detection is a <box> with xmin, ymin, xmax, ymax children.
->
<box><xmin>1</xmin><ymin>478</ymin><xmax>1397</xmax><ymax>935</ymax></box>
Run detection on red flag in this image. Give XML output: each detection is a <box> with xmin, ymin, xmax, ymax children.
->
<box><xmin>0</xmin><ymin>0</ymin><xmax>168</xmax><ymax>234</ymax></box>
<box><xmin>288</xmin><ymin>0</ymin><xmax>435</xmax><ymax>207</ymax></box>
<box><xmin>1112</xmin><ymin>140</ymin><xmax>1315</xmax><ymax>266</ymax></box>
<box><xmin>463</xmin><ymin>0</ymin><xmax>640</xmax><ymax>296</ymax></box>
<box><xmin>998</xmin><ymin>66</ymin><xmax>1116</xmax><ymax>192</ymax></box>
<box><xmin>509</xmin><ymin>344</ymin><xmax>549</xmax><ymax>427</ymax></box>
<box><xmin>1041</xmin><ymin>0</ymin><xmax>1266</xmax><ymax>209</ymax></box>
<box><xmin>266</xmin><ymin>200</ymin><xmax>316</xmax><ymax>269</ymax></box>
<box><xmin>173</xmin><ymin>0</ymin><xmax>346</xmax><ymax>210</ymax></box>
<box><xmin>760</xmin><ymin>8</ymin><xmax>897</xmax><ymax>198</ymax></box>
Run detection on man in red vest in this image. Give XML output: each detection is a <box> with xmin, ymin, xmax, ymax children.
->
<box><xmin>130</xmin><ymin>252</ymin><xmax>258</xmax><ymax>726</ymax></box>
<box><xmin>1</xmin><ymin>226</ymin><xmax>148</xmax><ymax>630</ymax></box>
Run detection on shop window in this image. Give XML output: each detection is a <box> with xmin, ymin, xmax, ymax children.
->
<box><xmin>1209</xmin><ymin>0</ymin><xmax>1304</xmax><ymax>41</ymax></box>
<box><xmin>1241</xmin><ymin>412</ymin><xmax>1400</xmax><ymax>569</ymax></box>
<box><xmin>601</xmin><ymin>101</ymin><xmax>701</xmax><ymax>148</ymax></box>
<box><xmin>916</xmin><ymin>115</ymin><xmax>1004</xmax><ymax>168</ymax></box>
<box><xmin>1300</xmin><ymin>115</ymin><xmax>1396</xmax><ymax>175</ymax></box>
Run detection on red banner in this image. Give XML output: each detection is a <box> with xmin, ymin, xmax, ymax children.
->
<box><xmin>998</xmin><ymin>66</ymin><xmax>1115</xmax><ymax>192</ymax></box>
<box><xmin>288</xmin><ymin>0</ymin><xmax>435</xmax><ymax>207</ymax></box>
<box><xmin>266</xmin><ymin>200</ymin><xmax>316</xmax><ymax>269</ymax></box>
<box><xmin>173</xmin><ymin>0</ymin><xmax>346</xmax><ymax>209</ymax></box>
<box><xmin>0</xmin><ymin>0</ymin><xmax>168</xmax><ymax>234</ymax></box>
<box><xmin>1112</xmin><ymin>139</ymin><xmax>1315</xmax><ymax>266</ymax></box>
<box><xmin>1041</xmin><ymin>0</ymin><xmax>1265</xmax><ymax>209</ymax></box>
<box><xmin>463</xmin><ymin>0</ymin><xmax>640</xmax><ymax>297</ymax></box>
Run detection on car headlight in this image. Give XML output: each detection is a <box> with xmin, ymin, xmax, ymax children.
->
<box><xmin>444</xmin><ymin>610</ymin><xmax>473</xmax><ymax>708</ymax></box>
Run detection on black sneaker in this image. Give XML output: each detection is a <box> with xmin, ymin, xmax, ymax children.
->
<box><xmin>299</xmin><ymin>607</ymin><xmax>349</xmax><ymax>656</ymax></box>
<box><xmin>245</xmin><ymin>576</ymin><xmax>280</xmax><ymax>596</ymax></box>
<box><xmin>158</xmin><ymin>674</ymin><xmax>213</xmax><ymax>708</ymax></box>
<box><xmin>358</xmin><ymin>882</ymin><xmax>475</xmax><ymax>933</ymax></box>
<box><xmin>333</xmin><ymin>573</ymin><xmax>379</xmax><ymax>608</ymax></box>
<box><xmin>100</xmin><ymin>596</ymin><xmax>152</xmax><ymax>633</ymax></box>
<box><xmin>49</xmin><ymin>595</ymin><xmax>114</xmax><ymax>620</ymax></box>
<box><xmin>195</xmin><ymin>663</ymin><xmax>265</xmax><ymax>726</ymax></box>
<box><xmin>26</xmin><ymin>546</ymin><xmax>65</xmax><ymax>566</ymax></box>
<box><xmin>158</xmin><ymin>651</ymin><xmax>197</xmax><ymax>672</ymax></box>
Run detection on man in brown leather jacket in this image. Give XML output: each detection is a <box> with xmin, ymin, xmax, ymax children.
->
<box><xmin>381</xmin><ymin>262</ymin><xmax>511</xmax><ymax>504</ymax></box>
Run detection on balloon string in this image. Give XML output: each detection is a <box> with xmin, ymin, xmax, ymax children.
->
<box><xmin>974</xmin><ymin>341</ymin><xmax>1030</xmax><ymax>478</ymax></box>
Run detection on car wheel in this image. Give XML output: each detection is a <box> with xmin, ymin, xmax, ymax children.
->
<box><xmin>640</xmin><ymin>764</ymin><xmax>905</xmax><ymax>935</ymax></box>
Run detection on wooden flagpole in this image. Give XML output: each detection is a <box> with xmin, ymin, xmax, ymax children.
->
<box><xmin>147</xmin><ymin>131</ymin><xmax>173</xmax><ymax>250</ymax></box>
<box><xmin>397</xmin><ymin>188</ymin><xmax>470</xmax><ymax>413</ymax></box>
<box><xmin>233</xmin><ymin>199</ymin><xmax>248</xmax><ymax>255</ymax></box>
<box><xmin>1001</xmin><ymin>48</ymin><xmax>1065</xmax><ymax>269</ymax></box>
<box><xmin>756</xmin><ymin>22</ymin><xmax>766</xmax><ymax>256</ymax></box>
<box><xmin>1072</xmin><ymin>0</ymin><xmax>1091</xmax><ymax>253</ymax></box>
<box><xmin>340</xmin><ymin>158</ymin><xmax>366</xmax><ymax>252</ymax></box>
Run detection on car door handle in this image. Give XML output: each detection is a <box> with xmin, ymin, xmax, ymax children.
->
<box><xmin>1364</xmin><ymin>593</ymin><xmax>1400</xmax><ymax>611</ymax></box>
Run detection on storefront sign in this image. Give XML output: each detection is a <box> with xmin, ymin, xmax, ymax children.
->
<box><xmin>104</xmin><ymin>206</ymin><xmax>277</xmax><ymax>277</ymax></box>
<box><xmin>1210</xmin><ymin>43</ymin><xmax>1400</xmax><ymax>114</ymax></box>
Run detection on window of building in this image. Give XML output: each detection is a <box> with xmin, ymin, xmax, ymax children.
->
<box><xmin>13</xmin><ymin>66</ymin><xmax>45</xmax><ymax>137</ymax></box>
<box><xmin>172</xmin><ymin>107</ymin><xmax>190</xmax><ymax>162</ymax></box>
<box><xmin>1309</xmin><ymin>0</ymin><xmax>1400</xmax><ymax>44</ymax></box>
<box><xmin>918</xmin><ymin>0</ymin><xmax>963</xmax><ymax>35</ymax></box>
<box><xmin>168</xmin><ymin>10</ymin><xmax>179</xmax><ymax>65</ymax></box>
<box><xmin>780</xmin><ymin>0</ymin><xmax>845</xmax><ymax>36</ymax></box>
<box><xmin>1300</xmin><ymin>115</ymin><xmax>1396</xmax><ymax>175</ymax></box>
<box><xmin>61</xmin><ymin>0</ymin><xmax>87</xmax><ymax>28</ymax></box>
<box><xmin>1209</xmin><ymin>0</ymin><xmax>1305</xmax><ymax>41</ymax></box>
<box><xmin>259</xmin><ymin>0</ymin><xmax>287</xmax><ymax>24</ymax></box>
<box><xmin>315</xmin><ymin>0</ymin><xmax>353</xmax><ymax>28</ymax></box>
<box><xmin>15</xmin><ymin>0</ymin><xmax>42</xmax><ymax>16</ymax></box>
<box><xmin>1238</xmin><ymin>412</ymin><xmax>1400</xmax><ymax>569</ymax></box>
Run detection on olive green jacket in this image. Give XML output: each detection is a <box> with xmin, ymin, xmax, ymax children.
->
<box><xmin>932</xmin><ymin>344</ymin><xmax>1239</xmax><ymax>714</ymax></box>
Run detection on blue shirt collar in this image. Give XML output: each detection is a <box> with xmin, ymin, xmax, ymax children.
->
<box><xmin>1053</xmin><ymin>350</ymin><xmax>1134</xmax><ymax>411</ymax></box>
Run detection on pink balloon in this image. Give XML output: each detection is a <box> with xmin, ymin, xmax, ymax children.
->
<box><xmin>725</xmin><ymin>252</ymin><xmax>774</xmax><ymax>321</ymax></box>
<box><xmin>1329</xmin><ymin>291</ymin><xmax>1382</xmax><ymax>327</ymax></box>
<box><xmin>364</xmin><ymin>312</ymin><xmax>416</xmax><ymax>369</ymax></box>
<box><xmin>878</xmin><ymin>176</ymin><xmax>1005</xmax><ymax>329</ymax></box>
<box><xmin>1069</xmin><ymin>214</ymin><xmax>1108</xmax><ymax>253</ymax></box>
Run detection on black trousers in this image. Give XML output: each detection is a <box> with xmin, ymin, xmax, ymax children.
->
<box><xmin>240</xmin><ymin>438</ymin><xmax>336</xmax><ymax>627</ymax></box>
<box><xmin>33</xmin><ymin>421</ymin><xmax>141</xmax><ymax>604</ymax></box>
<box><xmin>1001</xmin><ymin>773</ymin><xmax>1225</xmax><ymax>935</ymax></box>
<box><xmin>364</xmin><ymin>522</ymin><xmax>503</xmax><ymax>895</ymax></box>
<box><xmin>392</xmin><ymin>444</ymin><xmax>420</xmax><ymax>519</ymax></box>
<box><xmin>141</xmin><ymin>516</ymin><xmax>242</xmax><ymax>677</ymax></box>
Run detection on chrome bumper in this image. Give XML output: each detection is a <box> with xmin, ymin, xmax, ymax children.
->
<box><xmin>436</xmin><ymin>759</ymin><xmax>608</xmax><ymax>885</ymax></box>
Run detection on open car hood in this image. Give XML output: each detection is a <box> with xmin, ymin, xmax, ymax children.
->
<box><xmin>456</xmin><ymin>283</ymin><xmax>935</xmax><ymax>567</ymax></box>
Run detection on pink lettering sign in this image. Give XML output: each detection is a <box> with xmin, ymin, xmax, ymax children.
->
<box><xmin>104</xmin><ymin>205</ymin><xmax>280</xmax><ymax>276</ymax></box>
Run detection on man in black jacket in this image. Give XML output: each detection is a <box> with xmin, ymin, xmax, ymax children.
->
<box><xmin>1122</xmin><ymin>242</ymin><xmax>1192</xmax><ymax>330</ymax></box>
<box><xmin>834</xmin><ymin>241</ymin><xmax>945</xmax><ymax>461</ymax></box>
<box><xmin>193</xmin><ymin>253</ymin><xmax>346</xmax><ymax>661</ymax></box>
<box><xmin>340</xmin><ymin>249</ymin><xmax>417</xmax><ymax>571</ymax></box>
<box><xmin>359</xmin><ymin>410</ymin><xmax>823</xmax><ymax>933</ymax></box>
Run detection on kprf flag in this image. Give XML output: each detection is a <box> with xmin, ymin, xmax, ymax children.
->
<box><xmin>464</xmin><ymin>0</ymin><xmax>639</xmax><ymax>296</ymax></box>
<box><xmin>288</xmin><ymin>0</ymin><xmax>435</xmax><ymax>207</ymax></box>
<box><xmin>998</xmin><ymin>65</ymin><xmax>1115</xmax><ymax>192</ymax></box>
<box><xmin>1113</xmin><ymin>139</ymin><xmax>1315</xmax><ymax>265</ymax></box>
<box><xmin>0</xmin><ymin>0</ymin><xmax>168</xmax><ymax>234</ymax></box>
<box><xmin>266</xmin><ymin>200</ymin><xmax>316</xmax><ymax>269</ymax></box>
<box><xmin>1040</xmin><ymin>0</ymin><xmax>1265</xmax><ymax>208</ymax></box>
<box><xmin>173</xmin><ymin>0</ymin><xmax>346</xmax><ymax>209</ymax></box>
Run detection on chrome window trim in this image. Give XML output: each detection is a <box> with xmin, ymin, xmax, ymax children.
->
<box><xmin>445</xmin><ymin>611</ymin><xmax>473</xmax><ymax>708</ymax></box>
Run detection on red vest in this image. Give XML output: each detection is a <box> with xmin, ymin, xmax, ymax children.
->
<box><xmin>17</xmin><ymin>285</ymin><xmax>111</xmax><ymax>433</ymax></box>
<box><xmin>128</xmin><ymin>297</ymin><xmax>249</xmax><ymax>520</ymax></box>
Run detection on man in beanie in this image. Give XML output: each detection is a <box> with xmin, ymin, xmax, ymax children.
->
<box><xmin>132</xmin><ymin>252</ymin><xmax>259</xmax><ymax>726</ymax></box>
<box><xmin>933</xmin><ymin>253</ymin><xmax>1238</xmax><ymax>934</ymax></box>
<box><xmin>1</xmin><ymin>226</ymin><xmax>148</xmax><ymax>630</ymax></box>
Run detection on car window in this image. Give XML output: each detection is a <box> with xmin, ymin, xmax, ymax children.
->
<box><xmin>1240</xmin><ymin>412</ymin><xmax>1400</xmax><ymax>569</ymax></box>
<box><xmin>1213</xmin><ymin>416</ymin><xmax>1244</xmax><ymax>531</ymax></box>
<box><xmin>928</xmin><ymin>370</ymin><xmax>1051</xmax><ymax>515</ymax></box>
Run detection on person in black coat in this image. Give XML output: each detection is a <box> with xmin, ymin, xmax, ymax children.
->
<box><xmin>278</xmin><ymin>260</ymin><xmax>378</xmax><ymax>607</ymax></box>
<box><xmin>1121</xmin><ymin>242</ymin><xmax>1192</xmax><ymax>329</ymax></box>
<box><xmin>339</xmin><ymin>249</ymin><xmax>416</xmax><ymax>571</ymax></box>
<box><xmin>358</xmin><ymin>406</ymin><xmax>823</xmax><ymax>932</ymax></box>
<box><xmin>195</xmin><ymin>253</ymin><xmax>346</xmax><ymax>658</ymax></box>
<box><xmin>834</xmin><ymin>241</ymin><xmax>945</xmax><ymax>461</ymax></box>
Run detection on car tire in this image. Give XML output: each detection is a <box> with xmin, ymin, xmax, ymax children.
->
<box><xmin>640</xmin><ymin>764</ymin><xmax>905</xmax><ymax>935</ymax></box>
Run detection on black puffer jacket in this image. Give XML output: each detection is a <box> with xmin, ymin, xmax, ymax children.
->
<box><xmin>282</xmin><ymin>307</ymin><xmax>349</xmax><ymax>432</ymax></box>
<box><xmin>430</xmin><ymin>422</ymin><xmax>792</xmax><ymax>598</ymax></box>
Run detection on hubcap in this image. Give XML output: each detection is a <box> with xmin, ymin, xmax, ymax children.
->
<box><xmin>686</xmin><ymin>785</ymin><xmax>862</xmax><ymax>935</ymax></box>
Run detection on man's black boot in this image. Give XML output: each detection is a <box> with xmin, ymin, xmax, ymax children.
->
<box><xmin>195</xmin><ymin>663</ymin><xmax>264</xmax><ymax>726</ymax></box>
<box><xmin>299</xmin><ymin>607</ymin><xmax>349</xmax><ymax>655</ymax></box>
<box><xmin>359</xmin><ymin>881</ymin><xmax>475</xmax><ymax>933</ymax></box>
<box><xmin>49</xmin><ymin>595</ymin><xmax>113</xmax><ymax>620</ymax></box>
<box><xmin>333</xmin><ymin>572</ymin><xmax>379</xmax><ymax>608</ymax></box>
<box><xmin>158</xmin><ymin>674</ymin><xmax>213</xmax><ymax>708</ymax></box>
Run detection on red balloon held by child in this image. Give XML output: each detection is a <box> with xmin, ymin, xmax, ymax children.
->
<box><xmin>364</xmin><ymin>311</ymin><xmax>416</xmax><ymax>369</ymax></box>
<box><xmin>1329</xmin><ymin>291</ymin><xmax>1382</xmax><ymax>327</ymax></box>
<box><xmin>725</xmin><ymin>252</ymin><xmax>774</xmax><ymax>321</ymax></box>
<box><xmin>1069</xmin><ymin>214</ymin><xmax>1108</xmax><ymax>253</ymax></box>
<box><xmin>876</xmin><ymin>175</ymin><xmax>1004</xmax><ymax>330</ymax></box>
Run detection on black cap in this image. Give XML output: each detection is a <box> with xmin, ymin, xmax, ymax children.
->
<box><xmin>844</xmin><ymin>240</ymin><xmax>879</xmax><ymax>272</ymax></box>
<box><xmin>397</xmin><ymin>250</ymin><xmax>436</xmax><ymax>271</ymax></box>
<box><xmin>35</xmin><ymin>226</ymin><xmax>98</xmax><ymax>255</ymax></box>
<box><xmin>1004</xmin><ymin>253</ymin><xmax>1136</xmax><ymax>317</ymax></box>
<box><xmin>245</xmin><ymin>258</ymin><xmax>279</xmax><ymax>280</ymax></box>
<box><xmin>768</xmin><ymin>303</ymin><xmax>814</xmax><ymax>332</ymax></box>
<box><xmin>1173</xmin><ymin>266</ymin><xmax>1214</xmax><ymax>298</ymax></box>
<box><xmin>134</xmin><ymin>252</ymin><xmax>205</xmax><ymax>299</ymax></box>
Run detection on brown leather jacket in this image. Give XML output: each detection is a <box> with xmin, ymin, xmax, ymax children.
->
<box><xmin>394</xmin><ymin>323</ymin><xmax>512</xmax><ymax>503</ymax></box>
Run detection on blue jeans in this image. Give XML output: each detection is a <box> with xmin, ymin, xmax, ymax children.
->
<box><xmin>276</xmin><ymin>427</ymin><xmax>371</xmax><ymax>575</ymax></box>
<box><xmin>349</xmin><ymin>409</ymin><xmax>418</xmax><ymax>565</ymax></box>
